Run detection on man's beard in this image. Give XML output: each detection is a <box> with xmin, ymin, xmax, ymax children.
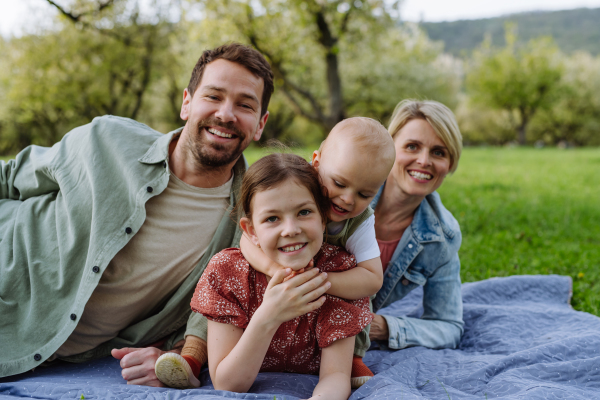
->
<box><xmin>186</xmin><ymin>118</ymin><xmax>249</xmax><ymax>169</ymax></box>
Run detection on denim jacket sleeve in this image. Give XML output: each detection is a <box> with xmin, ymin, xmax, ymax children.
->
<box><xmin>372</xmin><ymin>191</ymin><xmax>464</xmax><ymax>350</ymax></box>
<box><xmin>381</xmin><ymin>251</ymin><xmax>463</xmax><ymax>349</ymax></box>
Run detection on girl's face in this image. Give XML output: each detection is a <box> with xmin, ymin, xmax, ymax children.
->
<box><xmin>242</xmin><ymin>179</ymin><xmax>325</xmax><ymax>271</ymax></box>
<box><xmin>390</xmin><ymin>119</ymin><xmax>451</xmax><ymax>199</ymax></box>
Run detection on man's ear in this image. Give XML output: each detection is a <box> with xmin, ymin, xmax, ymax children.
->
<box><xmin>253</xmin><ymin>111</ymin><xmax>269</xmax><ymax>142</ymax></box>
<box><xmin>240</xmin><ymin>217</ymin><xmax>260</xmax><ymax>247</ymax></box>
<box><xmin>180</xmin><ymin>88</ymin><xmax>192</xmax><ymax>121</ymax></box>
<box><xmin>312</xmin><ymin>150</ymin><xmax>321</xmax><ymax>170</ymax></box>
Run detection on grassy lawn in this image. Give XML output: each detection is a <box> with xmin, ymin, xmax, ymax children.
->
<box><xmin>4</xmin><ymin>147</ymin><xmax>599</xmax><ymax>316</ymax></box>
<box><xmin>245</xmin><ymin>146</ymin><xmax>600</xmax><ymax>317</ymax></box>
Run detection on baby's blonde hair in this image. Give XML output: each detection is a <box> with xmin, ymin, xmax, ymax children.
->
<box><xmin>388</xmin><ymin>100</ymin><xmax>463</xmax><ymax>173</ymax></box>
<box><xmin>320</xmin><ymin>117</ymin><xmax>395</xmax><ymax>168</ymax></box>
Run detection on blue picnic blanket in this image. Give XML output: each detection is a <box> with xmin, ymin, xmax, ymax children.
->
<box><xmin>2</xmin><ymin>275</ymin><xmax>599</xmax><ymax>399</ymax></box>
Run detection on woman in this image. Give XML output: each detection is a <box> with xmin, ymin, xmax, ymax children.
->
<box><xmin>369</xmin><ymin>99</ymin><xmax>464</xmax><ymax>350</ymax></box>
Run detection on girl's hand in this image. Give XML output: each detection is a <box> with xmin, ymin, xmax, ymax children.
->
<box><xmin>255</xmin><ymin>267</ymin><xmax>330</xmax><ymax>327</ymax></box>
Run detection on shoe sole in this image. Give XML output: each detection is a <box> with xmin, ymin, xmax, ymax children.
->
<box><xmin>351</xmin><ymin>375</ymin><xmax>372</xmax><ymax>389</ymax></box>
<box><xmin>155</xmin><ymin>353</ymin><xmax>201</xmax><ymax>389</ymax></box>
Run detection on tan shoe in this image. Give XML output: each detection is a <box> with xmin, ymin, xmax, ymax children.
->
<box><xmin>155</xmin><ymin>353</ymin><xmax>201</xmax><ymax>389</ymax></box>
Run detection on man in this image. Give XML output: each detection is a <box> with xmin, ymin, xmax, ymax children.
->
<box><xmin>0</xmin><ymin>43</ymin><xmax>272</xmax><ymax>386</ymax></box>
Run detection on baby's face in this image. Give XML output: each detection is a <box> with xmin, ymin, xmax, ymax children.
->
<box><xmin>313</xmin><ymin>139</ymin><xmax>391</xmax><ymax>223</ymax></box>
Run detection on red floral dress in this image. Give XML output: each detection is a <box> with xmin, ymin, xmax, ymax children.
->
<box><xmin>191</xmin><ymin>244</ymin><xmax>373</xmax><ymax>374</ymax></box>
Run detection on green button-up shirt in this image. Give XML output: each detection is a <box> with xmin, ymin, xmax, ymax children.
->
<box><xmin>0</xmin><ymin>116</ymin><xmax>244</xmax><ymax>377</ymax></box>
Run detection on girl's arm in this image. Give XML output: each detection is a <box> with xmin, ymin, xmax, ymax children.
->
<box><xmin>208</xmin><ymin>268</ymin><xmax>331</xmax><ymax>392</ymax></box>
<box><xmin>307</xmin><ymin>336</ymin><xmax>354</xmax><ymax>400</ymax></box>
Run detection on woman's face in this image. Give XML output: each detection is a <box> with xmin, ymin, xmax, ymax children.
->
<box><xmin>390</xmin><ymin>119</ymin><xmax>451</xmax><ymax>199</ymax></box>
<box><xmin>244</xmin><ymin>180</ymin><xmax>325</xmax><ymax>271</ymax></box>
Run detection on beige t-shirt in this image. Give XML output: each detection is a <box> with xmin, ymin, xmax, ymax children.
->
<box><xmin>56</xmin><ymin>172</ymin><xmax>233</xmax><ymax>357</ymax></box>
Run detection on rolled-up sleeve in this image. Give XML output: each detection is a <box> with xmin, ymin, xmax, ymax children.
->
<box><xmin>381</xmin><ymin>253</ymin><xmax>463</xmax><ymax>350</ymax></box>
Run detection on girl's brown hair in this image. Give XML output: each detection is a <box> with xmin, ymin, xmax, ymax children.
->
<box><xmin>240</xmin><ymin>153</ymin><xmax>330</xmax><ymax>223</ymax></box>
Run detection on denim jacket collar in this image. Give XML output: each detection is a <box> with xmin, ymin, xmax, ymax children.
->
<box><xmin>370</xmin><ymin>184</ymin><xmax>445</xmax><ymax>244</ymax></box>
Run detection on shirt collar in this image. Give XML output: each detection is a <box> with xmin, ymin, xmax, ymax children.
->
<box><xmin>138</xmin><ymin>127</ymin><xmax>182</xmax><ymax>165</ymax></box>
<box><xmin>137</xmin><ymin>126</ymin><xmax>247</xmax><ymax>201</ymax></box>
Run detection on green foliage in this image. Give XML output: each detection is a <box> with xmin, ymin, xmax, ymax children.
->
<box><xmin>528</xmin><ymin>52</ymin><xmax>600</xmax><ymax>146</ymax></box>
<box><xmin>196</xmin><ymin>0</ymin><xmax>459</xmax><ymax>143</ymax></box>
<box><xmin>465</xmin><ymin>27</ymin><xmax>563</xmax><ymax>144</ymax></box>
<box><xmin>421</xmin><ymin>7</ymin><xmax>600</xmax><ymax>57</ymax></box>
<box><xmin>0</xmin><ymin>0</ymin><xmax>189</xmax><ymax>154</ymax></box>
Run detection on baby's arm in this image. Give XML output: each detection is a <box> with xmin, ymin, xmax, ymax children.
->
<box><xmin>240</xmin><ymin>234</ymin><xmax>281</xmax><ymax>277</ymax></box>
<box><xmin>208</xmin><ymin>268</ymin><xmax>330</xmax><ymax>392</ymax></box>
<box><xmin>326</xmin><ymin>215</ymin><xmax>383</xmax><ymax>300</ymax></box>
<box><xmin>308</xmin><ymin>336</ymin><xmax>354</xmax><ymax>400</ymax></box>
<box><xmin>326</xmin><ymin>257</ymin><xmax>383</xmax><ymax>300</ymax></box>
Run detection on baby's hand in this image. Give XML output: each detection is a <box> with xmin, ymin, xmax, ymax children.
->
<box><xmin>282</xmin><ymin>259</ymin><xmax>315</xmax><ymax>282</ymax></box>
<box><xmin>256</xmin><ymin>267</ymin><xmax>330</xmax><ymax>326</ymax></box>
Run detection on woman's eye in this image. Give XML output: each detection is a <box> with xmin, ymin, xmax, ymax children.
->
<box><xmin>406</xmin><ymin>144</ymin><xmax>417</xmax><ymax>151</ymax></box>
<box><xmin>334</xmin><ymin>180</ymin><xmax>345</xmax><ymax>188</ymax></box>
<box><xmin>433</xmin><ymin>150</ymin><xmax>446</xmax><ymax>157</ymax></box>
<box><xmin>298</xmin><ymin>209</ymin><xmax>311</xmax><ymax>216</ymax></box>
<box><xmin>266</xmin><ymin>216</ymin><xmax>278</xmax><ymax>223</ymax></box>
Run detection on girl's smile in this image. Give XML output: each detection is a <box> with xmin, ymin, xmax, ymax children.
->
<box><xmin>242</xmin><ymin>179</ymin><xmax>325</xmax><ymax>271</ymax></box>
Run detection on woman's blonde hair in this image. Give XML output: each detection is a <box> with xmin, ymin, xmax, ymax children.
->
<box><xmin>388</xmin><ymin>100</ymin><xmax>463</xmax><ymax>173</ymax></box>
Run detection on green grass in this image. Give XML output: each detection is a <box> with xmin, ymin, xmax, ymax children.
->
<box><xmin>5</xmin><ymin>147</ymin><xmax>599</xmax><ymax>315</ymax></box>
<box><xmin>0</xmin><ymin>155</ymin><xmax>13</xmax><ymax>163</ymax></box>
<box><xmin>245</xmin><ymin>146</ymin><xmax>600</xmax><ymax>316</ymax></box>
<box><xmin>438</xmin><ymin>147</ymin><xmax>600</xmax><ymax>316</ymax></box>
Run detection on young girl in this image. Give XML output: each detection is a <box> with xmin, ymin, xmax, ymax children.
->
<box><xmin>191</xmin><ymin>153</ymin><xmax>372</xmax><ymax>398</ymax></box>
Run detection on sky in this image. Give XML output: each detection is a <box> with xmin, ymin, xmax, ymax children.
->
<box><xmin>2</xmin><ymin>0</ymin><xmax>600</xmax><ymax>37</ymax></box>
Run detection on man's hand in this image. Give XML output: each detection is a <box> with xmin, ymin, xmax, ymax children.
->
<box><xmin>369</xmin><ymin>314</ymin><xmax>389</xmax><ymax>341</ymax></box>
<box><xmin>112</xmin><ymin>345</ymin><xmax>179</xmax><ymax>386</ymax></box>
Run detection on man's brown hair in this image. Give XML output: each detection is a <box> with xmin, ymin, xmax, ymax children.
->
<box><xmin>187</xmin><ymin>43</ymin><xmax>274</xmax><ymax>117</ymax></box>
<box><xmin>240</xmin><ymin>153</ymin><xmax>330</xmax><ymax>224</ymax></box>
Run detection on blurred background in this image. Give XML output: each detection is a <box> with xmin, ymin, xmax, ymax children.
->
<box><xmin>1</xmin><ymin>0</ymin><xmax>599</xmax><ymax>315</ymax></box>
<box><xmin>2</xmin><ymin>0</ymin><xmax>600</xmax><ymax>152</ymax></box>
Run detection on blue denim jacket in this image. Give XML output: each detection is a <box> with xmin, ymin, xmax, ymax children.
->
<box><xmin>372</xmin><ymin>188</ymin><xmax>464</xmax><ymax>350</ymax></box>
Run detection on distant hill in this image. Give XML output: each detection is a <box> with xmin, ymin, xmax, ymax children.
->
<box><xmin>419</xmin><ymin>8</ymin><xmax>600</xmax><ymax>57</ymax></box>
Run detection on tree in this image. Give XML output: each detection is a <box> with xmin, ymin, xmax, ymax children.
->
<box><xmin>466</xmin><ymin>25</ymin><xmax>563</xmax><ymax>144</ymax></box>
<box><xmin>0</xmin><ymin>0</ymin><xmax>185</xmax><ymax>153</ymax></box>
<box><xmin>529</xmin><ymin>52</ymin><xmax>600</xmax><ymax>145</ymax></box>
<box><xmin>194</xmin><ymin>0</ymin><xmax>460</xmax><ymax>139</ymax></box>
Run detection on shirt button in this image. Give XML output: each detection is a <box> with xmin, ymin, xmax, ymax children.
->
<box><xmin>70</xmin><ymin>313</ymin><xmax>77</xmax><ymax>321</ymax></box>
<box><xmin>147</xmin><ymin>186</ymin><xmax>153</xmax><ymax>193</ymax></box>
<box><xmin>402</xmin><ymin>278</ymin><xmax>410</xmax><ymax>286</ymax></box>
<box><xmin>408</xmin><ymin>244</ymin><xmax>413</xmax><ymax>249</ymax></box>
<box><xmin>162</xmin><ymin>161</ymin><xmax>167</xmax><ymax>168</ymax></box>
<box><xmin>387</xmin><ymin>272</ymin><xmax>393</xmax><ymax>278</ymax></box>
<box><xmin>92</xmin><ymin>266</ymin><xmax>100</xmax><ymax>273</ymax></box>
<box><xmin>34</xmin><ymin>354</ymin><xmax>42</xmax><ymax>361</ymax></box>
<box><xmin>125</xmin><ymin>227</ymin><xmax>132</xmax><ymax>234</ymax></box>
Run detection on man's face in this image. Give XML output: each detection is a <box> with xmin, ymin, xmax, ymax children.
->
<box><xmin>180</xmin><ymin>59</ymin><xmax>268</xmax><ymax>168</ymax></box>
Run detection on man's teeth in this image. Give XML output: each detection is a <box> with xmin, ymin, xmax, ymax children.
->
<box><xmin>281</xmin><ymin>244</ymin><xmax>305</xmax><ymax>252</ymax></box>
<box><xmin>409</xmin><ymin>171</ymin><xmax>433</xmax><ymax>180</ymax></box>
<box><xmin>208</xmin><ymin>128</ymin><xmax>233</xmax><ymax>138</ymax></box>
